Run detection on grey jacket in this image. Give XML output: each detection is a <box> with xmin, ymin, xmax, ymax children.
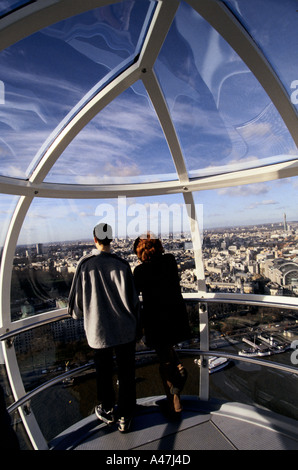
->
<box><xmin>68</xmin><ymin>249</ymin><xmax>139</xmax><ymax>349</ymax></box>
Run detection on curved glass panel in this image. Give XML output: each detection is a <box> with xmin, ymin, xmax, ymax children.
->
<box><xmin>0</xmin><ymin>0</ymin><xmax>154</xmax><ymax>179</ymax></box>
<box><xmin>209</xmin><ymin>357</ymin><xmax>298</xmax><ymax>422</ymax></box>
<box><xmin>0</xmin><ymin>194</ymin><xmax>19</xmax><ymax>260</ymax></box>
<box><xmin>11</xmin><ymin>193</ymin><xmax>198</xmax><ymax>321</ymax></box>
<box><xmin>208</xmin><ymin>302</ymin><xmax>298</xmax><ymax>421</ymax></box>
<box><xmin>209</xmin><ymin>303</ymin><xmax>297</xmax><ymax>358</ymax></box>
<box><xmin>193</xmin><ymin>176</ymin><xmax>298</xmax><ymax>297</ymax></box>
<box><xmin>45</xmin><ymin>83</ymin><xmax>178</xmax><ymax>184</ymax></box>
<box><xmin>223</xmin><ymin>0</ymin><xmax>298</xmax><ymax>111</ymax></box>
<box><xmin>0</xmin><ymin>357</ymin><xmax>31</xmax><ymax>449</ymax></box>
<box><xmin>154</xmin><ymin>1</ymin><xmax>297</xmax><ymax>178</ymax></box>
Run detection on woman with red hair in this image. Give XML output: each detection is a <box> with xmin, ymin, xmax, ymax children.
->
<box><xmin>133</xmin><ymin>233</ymin><xmax>190</xmax><ymax>417</ymax></box>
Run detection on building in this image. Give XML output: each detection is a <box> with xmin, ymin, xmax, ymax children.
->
<box><xmin>263</xmin><ymin>259</ymin><xmax>298</xmax><ymax>289</ymax></box>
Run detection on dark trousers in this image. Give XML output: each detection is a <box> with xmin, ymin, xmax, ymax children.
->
<box><xmin>93</xmin><ymin>341</ymin><xmax>136</xmax><ymax>417</ymax></box>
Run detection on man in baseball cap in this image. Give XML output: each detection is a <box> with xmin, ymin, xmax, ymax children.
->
<box><xmin>68</xmin><ymin>222</ymin><xmax>139</xmax><ymax>432</ymax></box>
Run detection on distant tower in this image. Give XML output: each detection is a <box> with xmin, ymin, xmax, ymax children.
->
<box><xmin>36</xmin><ymin>243</ymin><xmax>43</xmax><ymax>255</ymax></box>
<box><xmin>283</xmin><ymin>213</ymin><xmax>288</xmax><ymax>232</ymax></box>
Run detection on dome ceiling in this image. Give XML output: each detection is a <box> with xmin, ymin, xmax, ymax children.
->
<box><xmin>0</xmin><ymin>0</ymin><xmax>297</xmax><ymax>193</ymax></box>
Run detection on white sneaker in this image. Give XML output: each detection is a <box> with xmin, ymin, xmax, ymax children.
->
<box><xmin>95</xmin><ymin>405</ymin><xmax>115</xmax><ymax>424</ymax></box>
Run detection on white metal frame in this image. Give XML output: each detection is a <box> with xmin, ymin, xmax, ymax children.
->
<box><xmin>0</xmin><ymin>0</ymin><xmax>297</xmax><ymax>449</ymax></box>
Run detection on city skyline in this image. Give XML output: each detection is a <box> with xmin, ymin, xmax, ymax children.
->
<box><xmin>3</xmin><ymin>207</ymin><xmax>297</xmax><ymax>249</ymax></box>
<box><xmin>6</xmin><ymin>220</ymin><xmax>297</xmax><ymax>250</ymax></box>
<box><xmin>0</xmin><ymin>176</ymin><xmax>297</xmax><ymax>247</ymax></box>
<box><xmin>10</xmin><ymin>216</ymin><xmax>298</xmax><ymax>322</ymax></box>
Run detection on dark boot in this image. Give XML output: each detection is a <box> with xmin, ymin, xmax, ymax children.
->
<box><xmin>169</xmin><ymin>363</ymin><xmax>188</xmax><ymax>395</ymax></box>
<box><xmin>159</xmin><ymin>363</ymin><xmax>183</xmax><ymax>413</ymax></box>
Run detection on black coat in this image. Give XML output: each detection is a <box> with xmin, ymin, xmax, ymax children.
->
<box><xmin>133</xmin><ymin>253</ymin><xmax>191</xmax><ymax>347</ymax></box>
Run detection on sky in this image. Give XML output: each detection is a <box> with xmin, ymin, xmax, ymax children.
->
<box><xmin>0</xmin><ymin>0</ymin><xmax>297</xmax><ymax>246</ymax></box>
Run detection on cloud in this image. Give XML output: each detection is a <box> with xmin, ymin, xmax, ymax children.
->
<box><xmin>247</xmin><ymin>200</ymin><xmax>278</xmax><ymax>210</ymax></box>
<box><xmin>74</xmin><ymin>163</ymin><xmax>140</xmax><ymax>184</ymax></box>
<box><xmin>0</xmin><ymin>164</ymin><xmax>24</xmax><ymax>178</ymax></box>
<box><xmin>238</xmin><ymin>122</ymin><xmax>272</xmax><ymax>139</ymax></box>
<box><xmin>217</xmin><ymin>183</ymin><xmax>269</xmax><ymax>197</ymax></box>
<box><xmin>104</xmin><ymin>160</ymin><xmax>140</xmax><ymax>177</ymax></box>
<box><xmin>45</xmin><ymin>92</ymin><xmax>173</xmax><ymax>183</ymax></box>
<box><xmin>228</xmin><ymin>155</ymin><xmax>260</xmax><ymax>165</ymax></box>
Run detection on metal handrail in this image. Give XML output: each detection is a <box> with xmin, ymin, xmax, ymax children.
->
<box><xmin>179</xmin><ymin>349</ymin><xmax>298</xmax><ymax>375</ymax></box>
<box><xmin>5</xmin><ymin>350</ymin><xmax>153</xmax><ymax>414</ymax></box>
<box><xmin>1</xmin><ymin>292</ymin><xmax>298</xmax><ymax>341</ymax></box>
<box><xmin>6</xmin><ymin>362</ymin><xmax>93</xmax><ymax>415</ymax></box>
<box><xmin>186</xmin><ymin>292</ymin><xmax>298</xmax><ymax>310</ymax></box>
<box><xmin>7</xmin><ymin>348</ymin><xmax>298</xmax><ymax>416</ymax></box>
<box><xmin>0</xmin><ymin>311</ymin><xmax>70</xmax><ymax>341</ymax></box>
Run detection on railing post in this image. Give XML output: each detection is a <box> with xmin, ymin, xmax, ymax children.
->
<box><xmin>199</xmin><ymin>302</ymin><xmax>209</xmax><ymax>400</ymax></box>
<box><xmin>2</xmin><ymin>340</ymin><xmax>48</xmax><ymax>449</ymax></box>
